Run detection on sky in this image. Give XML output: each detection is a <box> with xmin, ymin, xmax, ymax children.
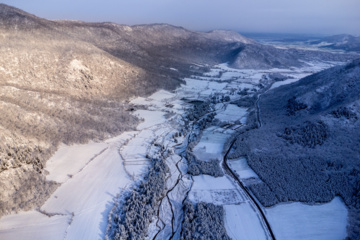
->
<box><xmin>1</xmin><ymin>0</ymin><xmax>359</xmax><ymax>35</ymax></box>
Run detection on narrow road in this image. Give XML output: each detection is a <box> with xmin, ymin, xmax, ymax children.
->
<box><xmin>255</xmin><ymin>84</ymin><xmax>273</xmax><ymax>128</ymax></box>
<box><xmin>222</xmin><ymin>141</ymin><xmax>276</xmax><ymax>240</ymax></box>
<box><xmin>223</xmin><ymin>85</ymin><xmax>276</xmax><ymax>240</ymax></box>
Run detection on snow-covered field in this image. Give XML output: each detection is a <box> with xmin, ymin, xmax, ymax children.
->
<box><xmin>215</xmin><ymin>104</ymin><xmax>248</xmax><ymax>123</ymax></box>
<box><xmin>0</xmin><ymin>133</ymin><xmax>134</xmax><ymax>240</ymax></box>
<box><xmin>224</xmin><ymin>205</ymin><xmax>267</xmax><ymax>240</ymax></box>
<box><xmin>266</xmin><ymin>197</ymin><xmax>348</xmax><ymax>240</ymax></box>
<box><xmin>45</xmin><ymin>142</ymin><xmax>109</xmax><ymax>183</ymax></box>
<box><xmin>0</xmin><ymin>61</ymin><xmax>349</xmax><ymax>240</ymax></box>
<box><xmin>227</xmin><ymin>157</ymin><xmax>260</xmax><ymax>181</ymax></box>
<box><xmin>192</xmin><ymin>126</ymin><xmax>234</xmax><ymax>162</ymax></box>
<box><xmin>188</xmin><ymin>175</ymin><xmax>245</xmax><ymax>205</ymax></box>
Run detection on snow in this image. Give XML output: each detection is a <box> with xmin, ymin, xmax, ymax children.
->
<box><xmin>41</xmin><ymin>138</ymin><xmax>133</xmax><ymax>240</ymax></box>
<box><xmin>204</xmin><ymin>68</ymin><xmax>222</xmax><ymax>77</ymax></box>
<box><xmin>224</xmin><ymin>205</ymin><xmax>267</xmax><ymax>240</ymax></box>
<box><xmin>183</xmin><ymin>78</ymin><xmax>209</xmax><ymax>90</ymax></box>
<box><xmin>0</xmin><ymin>130</ymin><xmax>143</xmax><ymax>240</ymax></box>
<box><xmin>192</xmin><ymin>126</ymin><xmax>233</xmax><ymax>161</ymax></box>
<box><xmin>208</xmin><ymin>81</ymin><xmax>228</xmax><ymax>91</ymax></box>
<box><xmin>236</xmin><ymin>83</ymin><xmax>256</xmax><ymax>90</ymax></box>
<box><xmin>129</xmin><ymin>96</ymin><xmax>148</xmax><ymax>105</ymax></box>
<box><xmin>215</xmin><ymin>104</ymin><xmax>248</xmax><ymax>123</ymax></box>
<box><xmin>134</xmin><ymin>110</ymin><xmax>166</xmax><ymax>130</ymax></box>
<box><xmin>70</xmin><ymin>59</ymin><xmax>88</xmax><ymax>71</ymax></box>
<box><xmin>270</xmin><ymin>78</ymin><xmax>301</xmax><ymax>89</ymax></box>
<box><xmin>227</xmin><ymin>157</ymin><xmax>260</xmax><ymax>180</ymax></box>
<box><xmin>131</xmin><ymin>90</ymin><xmax>184</xmax><ymax>115</ymax></box>
<box><xmin>266</xmin><ymin>197</ymin><xmax>348</xmax><ymax>240</ymax></box>
<box><xmin>188</xmin><ymin>175</ymin><xmax>244</xmax><ymax>205</ymax></box>
<box><xmin>191</xmin><ymin>175</ymin><xmax>237</xmax><ymax>190</ymax></box>
<box><xmin>147</xmin><ymin>89</ymin><xmax>176</xmax><ymax>105</ymax></box>
<box><xmin>268</xmin><ymin>61</ymin><xmax>341</xmax><ymax>90</ymax></box>
<box><xmin>45</xmin><ymin>142</ymin><xmax>108</xmax><ymax>183</ymax></box>
<box><xmin>156</xmin><ymin>197</ymin><xmax>173</xmax><ymax>238</ymax></box>
<box><xmin>0</xmin><ymin>211</ymin><xmax>70</xmax><ymax>240</ymax></box>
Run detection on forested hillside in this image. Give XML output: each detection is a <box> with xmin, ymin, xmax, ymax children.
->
<box><xmin>231</xmin><ymin>59</ymin><xmax>360</xmax><ymax>238</ymax></box>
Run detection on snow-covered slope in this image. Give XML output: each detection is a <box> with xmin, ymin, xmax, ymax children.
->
<box><xmin>232</xmin><ymin>59</ymin><xmax>360</xmax><ymax>238</ymax></box>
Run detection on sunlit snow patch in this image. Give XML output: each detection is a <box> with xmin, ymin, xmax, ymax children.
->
<box><xmin>45</xmin><ymin>142</ymin><xmax>108</xmax><ymax>183</ymax></box>
<box><xmin>134</xmin><ymin>110</ymin><xmax>167</xmax><ymax>130</ymax></box>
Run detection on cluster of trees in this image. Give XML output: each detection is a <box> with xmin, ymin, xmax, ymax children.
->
<box><xmin>237</xmin><ymin>88</ymin><xmax>250</xmax><ymax>96</ymax></box>
<box><xmin>286</xmin><ymin>96</ymin><xmax>307</xmax><ymax>116</ymax></box>
<box><xmin>280</xmin><ymin>121</ymin><xmax>328</xmax><ymax>148</ymax></box>
<box><xmin>186</xmin><ymin>100</ymin><xmax>212</xmax><ymax>121</ymax></box>
<box><xmin>249</xmin><ymin>183</ymin><xmax>279</xmax><ymax>207</ymax></box>
<box><xmin>186</xmin><ymin>100</ymin><xmax>216</xmax><ymax>145</ymax></box>
<box><xmin>247</xmin><ymin>153</ymin><xmax>344</xmax><ymax>204</ymax></box>
<box><xmin>234</xmin><ymin>95</ymin><xmax>257</xmax><ymax>108</ymax></box>
<box><xmin>210</xmin><ymin>94</ymin><xmax>230</xmax><ymax>104</ymax></box>
<box><xmin>331</xmin><ymin>106</ymin><xmax>357</xmax><ymax>119</ymax></box>
<box><xmin>186</xmin><ymin>152</ymin><xmax>224</xmax><ymax>177</ymax></box>
<box><xmin>180</xmin><ymin>201</ymin><xmax>231</xmax><ymax>240</ymax></box>
<box><xmin>193</xmin><ymin>113</ymin><xmax>216</xmax><ymax>132</ymax></box>
<box><xmin>268</xmin><ymin>72</ymin><xmax>291</xmax><ymax>82</ymax></box>
<box><xmin>0</xmin><ymin>170</ymin><xmax>58</xmax><ymax>216</ymax></box>
<box><xmin>106</xmin><ymin>158</ymin><xmax>168</xmax><ymax>240</ymax></box>
<box><xmin>182</xmin><ymin>96</ymin><xmax>224</xmax><ymax>177</ymax></box>
<box><xmin>0</xmin><ymin>145</ymin><xmax>49</xmax><ymax>173</ymax></box>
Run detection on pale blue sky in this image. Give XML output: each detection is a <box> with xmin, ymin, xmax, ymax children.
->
<box><xmin>1</xmin><ymin>0</ymin><xmax>359</xmax><ymax>35</ymax></box>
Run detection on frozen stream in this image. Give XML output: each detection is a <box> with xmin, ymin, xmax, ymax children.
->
<box><xmin>0</xmin><ymin>62</ymin><xmax>349</xmax><ymax>240</ymax></box>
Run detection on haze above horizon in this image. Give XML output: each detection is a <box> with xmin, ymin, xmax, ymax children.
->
<box><xmin>1</xmin><ymin>0</ymin><xmax>359</xmax><ymax>35</ymax></box>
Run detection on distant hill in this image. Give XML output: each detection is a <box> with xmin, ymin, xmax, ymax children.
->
<box><xmin>229</xmin><ymin>40</ymin><xmax>358</xmax><ymax>69</ymax></box>
<box><xmin>311</xmin><ymin>34</ymin><xmax>360</xmax><ymax>52</ymax></box>
<box><xmin>232</xmin><ymin>59</ymin><xmax>360</xmax><ymax>238</ymax></box>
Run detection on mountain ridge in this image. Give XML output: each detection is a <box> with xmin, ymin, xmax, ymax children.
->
<box><xmin>0</xmin><ymin>3</ymin><xmax>52</xmax><ymax>30</ymax></box>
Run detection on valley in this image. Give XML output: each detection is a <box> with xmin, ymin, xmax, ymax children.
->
<box><xmin>0</xmin><ymin>3</ymin><xmax>359</xmax><ymax>240</ymax></box>
<box><xmin>0</xmin><ymin>61</ymin><xmax>351</xmax><ymax>239</ymax></box>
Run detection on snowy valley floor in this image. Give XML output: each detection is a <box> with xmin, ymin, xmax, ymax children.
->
<box><xmin>0</xmin><ymin>61</ymin><xmax>349</xmax><ymax>240</ymax></box>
